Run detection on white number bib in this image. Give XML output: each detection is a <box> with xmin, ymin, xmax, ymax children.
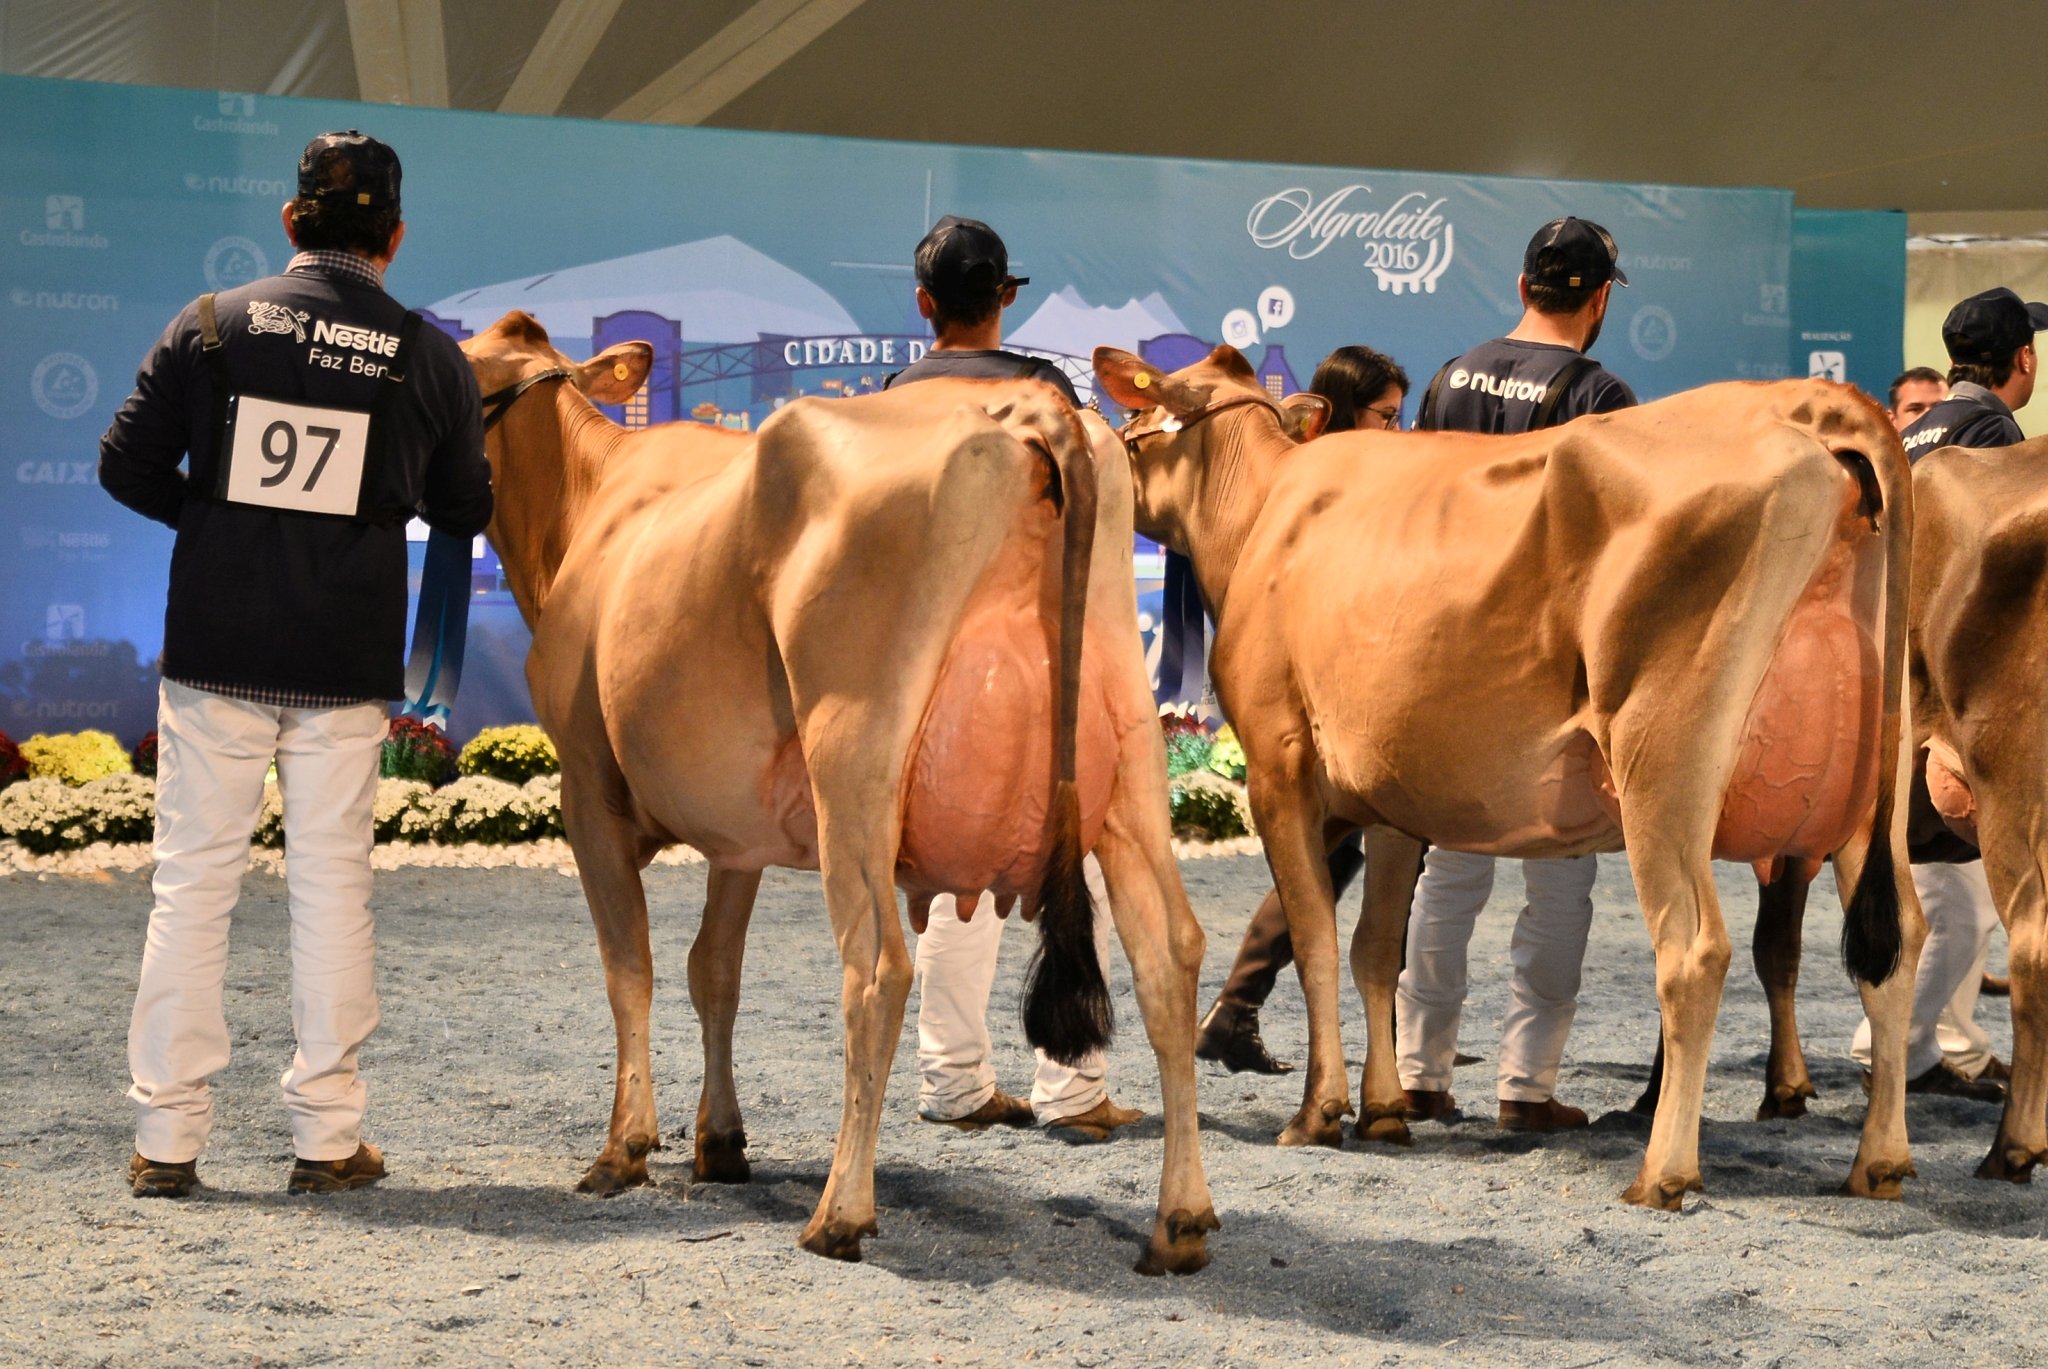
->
<box><xmin>221</xmin><ymin>395</ymin><xmax>373</xmax><ymax>517</ymax></box>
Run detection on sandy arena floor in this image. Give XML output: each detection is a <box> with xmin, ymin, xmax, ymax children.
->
<box><xmin>1</xmin><ymin>853</ymin><xmax>2039</xmax><ymax>1367</ymax></box>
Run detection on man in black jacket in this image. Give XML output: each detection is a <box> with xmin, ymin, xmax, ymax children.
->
<box><xmin>102</xmin><ymin>132</ymin><xmax>492</xmax><ymax>1198</ymax></box>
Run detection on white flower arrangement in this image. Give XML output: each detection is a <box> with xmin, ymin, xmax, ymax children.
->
<box><xmin>0</xmin><ymin>774</ymin><xmax>156</xmax><ymax>854</ymax></box>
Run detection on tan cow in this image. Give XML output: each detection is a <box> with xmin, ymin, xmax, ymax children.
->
<box><xmin>462</xmin><ymin>311</ymin><xmax>1217</xmax><ymax>1274</ymax></box>
<box><xmin>1637</xmin><ymin>437</ymin><xmax>2048</xmax><ymax>1181</ymax></box>
<box><xmin>1093</xmin><ymin>344</ymin><xmax>1923</xmax><ymax>1208</ymax></box>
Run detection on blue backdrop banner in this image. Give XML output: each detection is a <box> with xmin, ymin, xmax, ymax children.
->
<box><xmin>1</xmin><ymin>76</ymin><xmax>1807</xmax><ymax>744</ymax></box>
<box><xmin>1789</xmin><ymin>208</ymin><xmax>1907</xmax><ymax>398</ymax></box>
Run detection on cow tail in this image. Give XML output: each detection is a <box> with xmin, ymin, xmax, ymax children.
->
<box><xmin>1022</xmin><ymin>410</ymin><xmax>1109</xmax><ymax>1066</ymax></box>
<box><xmin>1834</xmin><ymin>432</ymin><xmax>1907</xmax><ymax>987</ymax></box>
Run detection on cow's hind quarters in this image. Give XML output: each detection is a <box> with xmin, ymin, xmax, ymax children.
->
<box><xmin>1277</xmin><ymin>1098</ymin><xmax>1350</xmax><ymax>1148</ymax></box>
<box><xmin>1756</xmin><ymin>1079</ymin><xmax>1817</xmax><ymax>1121</ymax></box>
<box><xmin>692</xmin><ymin>1128</ymin><xmax>751</xmax><ymax>1185</ymax></box>
<box><xmin>576</xmin><ymin>1151</ymin><xmax>651</xmax><ymax>1196</ymax></box>
<box><xmin>1135</xmin><ymin>1206</ymin><xmax>1220</xmax><ymax>1277</ymax></box>
<box><xmin>798</xmin><ymin>1215</ymin><xmax>878</xmax><ymax>1263</ymax></box>
<box><xmin>1975</xmin><ymin>1140</ymin><xmax>2045</xmax><ymax>1184</ymax></box>
<box><xmin>1840</xmin><ymin>1155</ymin><xmax>1915</xmax><ymax>1200</ymax></box>
<box><xmin>1621</xmin><ymin>1169</ymin><xmax>1703</xmax><ymax>1211</ymax></box>
<box><xmin>1354</xmin><ymin>1101</ymin><xmax>1413</xmax><ymax>1147</ymax></box>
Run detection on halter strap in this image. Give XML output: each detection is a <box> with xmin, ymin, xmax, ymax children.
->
<box><xmin>479</xmin><ymin>366</ymin><xmax>576</xmax><ymax>431</ymax></box>
<box><xmin>1116</xmin><ymin>390</ymin><xmax>1284</xmax><ymax>447</ymax></box>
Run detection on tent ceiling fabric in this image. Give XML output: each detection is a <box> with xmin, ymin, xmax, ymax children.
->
<box><xmin>5</xmin><ymin>0</ymin><xmax>2046</xmax><ymax>213</ymax></box>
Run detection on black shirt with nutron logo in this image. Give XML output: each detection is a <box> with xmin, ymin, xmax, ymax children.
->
<box><xmin>885</xmin><ymin>348</ymin><xmax>1079</xmax><ymax>405</ymax></box>
<box><xmin>1899</xmin><ymin>382</ymin><xmax>2027</xmax><ymax>464</ymax></box>
<box><xmin>1417</xmin><ymin>337</ymin><xmax>1635</xmax><ymax>435</ymax></box>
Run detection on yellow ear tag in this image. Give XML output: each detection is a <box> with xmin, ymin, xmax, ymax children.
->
<box><xmin>1133</xmin><ymin>372</ymin><xmax>1151</xmax><ymax>389</ymax></box>
<box><xmin>613</xmin><ymin>362</ymin><xmax>629</xmax><ymax>381</ymax></box>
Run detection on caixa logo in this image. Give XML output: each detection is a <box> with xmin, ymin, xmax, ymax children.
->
<box><xmin>16</xmin><ymin>460</ymin><xmax>98</xmax><ymax>485</ymax></box>
<box><xmin>10</xmin><ymin>287</ymin><xmax>118</xmax><ymax>312</ymax></box>
<box><xmin>30</xmin><ymin>353</ymin><xmax>98</xmax><ymax>420</ymax></box>
<box><xmin>1247</xmin><ymin>185</ymin><xmax>1456</xmax><ymax>296</ymax></box>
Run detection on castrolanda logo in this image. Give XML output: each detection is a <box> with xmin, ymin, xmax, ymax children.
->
<box><xmin>1247</xmin><ymin>185</ymin><xmax>1456</xmax><ymax>296</ymax></box>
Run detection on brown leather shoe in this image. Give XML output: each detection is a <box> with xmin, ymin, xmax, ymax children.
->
<box><xmin>287</xmin><ymin>1142</ymin><xmax>386</xmax><ymax>1194</ymax></box>
<box><xmin>1044</xmin><ymin>1096</ymin><xmax>1144</xmax><ymax>1142</ymax></box>
<box><xmin>1195</xmin><ymin>1001</ymin><xmax>1294</xmax><ymax>1074</ymax></box>
<box><xmin>129</xmin><ymin>1151</ymin><xmax>198</xmax><ymax>1198</ymax></box>
<box><xmin>1498</xmin><ymin>1098</ymin><xmax>1589</xmax><ymax>1133</ymax></box>
<box><xmin>923</xmin><ymin>1089</ymin><xmax>1034</xmax><ymax>1131</ymax></box>
<box><xmin>1977</xmin><ymin>1056</ymin><xmax>2013</xmax><ymax>1084</ymax></box>
<box><xmin>1905</xmin><ymin>1062</ymin><xmax>2003</xmax><ymax>1103</ymax></box>
<box><xmin>1403</xmin><ymin>1088</ymin><xmax>1458</xmax><ymax>1122</ymax></box>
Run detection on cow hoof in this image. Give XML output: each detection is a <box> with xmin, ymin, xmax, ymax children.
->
<box><xmin>798</xmin><ymin>1216</ymin><xmax>877</xmax><ymax>1263</ymax></box>
<box><xmin>1354</xmin><ymin>1105</ymin><xmax>1413</xmax><ymax>1147</ymax></box>
<box><xmin>1135</xmin><ymin>1207</ymin><xmax>1220</xmax><ymax>1277</ymax></box>
<box><xmin>576</xmin><ymin>1154</ymin><xmax>649</xmax><ymax>1196</ymax></box>
<box><xmin>1840</xmin><ymin>1157</ymin><xmax>1915</xmax><ymax>1200</ymax></box>
<box><xmin>1621</xmin><ymin>1173</ymin><xmax>1698</xmax><ymax>1211</ymax></box>
<box><xmin>1975</xmin><ymin>1143</ymin><xmax>2043</xmax><ymax>1184</ymax></box>
<box><xmin>1277</xmin><ymin>1101</ymin><xmax>1349</xmax><ymax>1149</ymax></box>
<box><xmin>692</xmin><ymin>1129</ymin><xmax>751</xmax><ymax>1185</ymax></box>
<box><xmin>1756</xmin><ymin>1082</ymin><xmax>1815</xmax><ymax>1121</ymax></box>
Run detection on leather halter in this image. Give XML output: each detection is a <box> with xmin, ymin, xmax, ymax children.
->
<box><xmin>479</xmin><ymin>366</ymin><xmax>576</xmax><ymax>432</ymax></box>
<box><xmin>1116</xmin><ymin>390</ymin><xmax>1284</xmax><ymax>449</ymax></box>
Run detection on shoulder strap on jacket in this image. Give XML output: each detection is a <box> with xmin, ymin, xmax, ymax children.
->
<box><xmin>1532</xmin><ymin>355</ymin><xmax>1598</xmax><ymax>431</ymax></box>
<box><xmin>1415</xmin><ymin>359</ymin><xmax>1456</xmax><ymax>431</ymax></box>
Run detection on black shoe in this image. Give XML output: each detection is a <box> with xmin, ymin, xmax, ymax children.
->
<box><xmin>288</xmin><ymin>1142</ymin><xmax>387</xmax><ymax>1194</ymax></box>
<box><xmin>129</xmin><ymin>1151</ymin><xmax>198</xmax><ymax>1198</ymax></box>
<box><xmin>1195</xmin><ymin>1002</ymin><xmax>1293</xmax><ymax>1074</ymax></box>
<box><xmin>1905</xmin><ymin>1062</ymin><xmax>2004</xmax><ymax>1103</ymax></box>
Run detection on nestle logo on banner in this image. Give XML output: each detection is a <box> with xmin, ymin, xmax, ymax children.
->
<box><xmin>1246</xmin><ymin>185</ymin><xmax>1456</xmax><ymax>296</ymax></box>
<box><xmin>22</xmin><ymin>195</ymin><xmax>108</xmax><ymax>250</ymax></box>
<box><xmin>183</xmin><ymin>172</ymin><xmax>291</xmax><ymax>198</ymax></box>
<box><xmin>10</xmin><ymin>287</ymin><xmax>117</xmax><ymax>312</ymax></box>
<box><xmin>20</xmin><ymin>527</ymin><xmax>112</xmax><ymax>560</ymax></box>
<box><xmin>16</xmin><ymin>460</ymin><xmax>98</xmax><ymax>485</ymax></box>
<box><xmin>195</xmin><ymin>91</ymin><xmax>278</xmax><ymax>136</ymax></box>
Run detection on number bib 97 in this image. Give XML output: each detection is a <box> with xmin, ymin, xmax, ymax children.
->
<box><xmin>221</xmin><ymin>395</ymin><xmax>373</xmax><ymax>517</ymax></box>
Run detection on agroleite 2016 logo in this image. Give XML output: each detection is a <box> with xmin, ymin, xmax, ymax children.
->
<box><xmin>1247</xmin><ymin>186</ymin><xmax>1456</xmax><ymax>296</ymax></box>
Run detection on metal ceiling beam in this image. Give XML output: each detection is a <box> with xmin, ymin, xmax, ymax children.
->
<box><xmin>345</xmin><ymin>0</ymin><xmax>448</xmax><ymax>106</ymax></box>
<box><xmin>399</xmin><ymin>0</ymin><xmax>450</xmax><ymax>108</ymax></box>
<box><xmin>498</xmin><ymin>0</ymin><xmax>626</xmax><ymax>116</ymax></box>
<box><xmin>607</xmin><ymin>0</ymin><xmax>867</xmax><ymax>126</ymax></box>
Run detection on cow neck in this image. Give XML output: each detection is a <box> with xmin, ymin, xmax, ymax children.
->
<box><xmin>490</xmin><ymin>379</ymin><xmax>626</xmax><ymax>623</ymax></box>
<box><xmin>1184</xmin><ymin>404</ymin><xmax>1290</xmax><ymax>617</ymax></box>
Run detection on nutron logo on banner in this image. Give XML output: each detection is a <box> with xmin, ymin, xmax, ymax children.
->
<box><xmin>1247</xmin><ymin>185</ymin><xmax>1456</xmax><ymax>296</ymax></box>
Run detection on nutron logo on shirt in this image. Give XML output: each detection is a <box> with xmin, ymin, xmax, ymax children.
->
<box><xmin>1246</xmin><ymin>185</ymin><xmax>1456</xmax><ymax>296</ymax></box>
<box><xmin>1445</xmin><ymin>369</ymin><xmax>1553</xmax><ymax>404</ymax></box>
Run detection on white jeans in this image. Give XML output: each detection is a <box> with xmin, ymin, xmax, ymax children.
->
<box><xmin>1851</xmin><ymin>859</ymin><xmax>2000</xmax><ymax>1079</ymax></box>
<box><xmin>914</xmin><ymin>856</ymin><xmax>1114</xmax><ymax>1125</ymax></box>
<box><xmin>1396</xmin><ymin>849</ymin><xmax>1597</xmax><ymax>1102</ymax></box>
<box><xmin>128</xmin><ymin>681</ymin><xmax>386</xmax><ymax>1163</ymax></box>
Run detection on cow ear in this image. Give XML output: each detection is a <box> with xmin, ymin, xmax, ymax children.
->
<box><xmin>1093</xmin><ymin>346</ymin><xmax>1204</xmax><ymax>417</ymax></box>
<box><xmin>579</xmin><ymin>342</ymin><xmax>653</xmax><ymax>404</ymax></box>
<box><xmin>1205</xmin><ymin>344</ymin><xmax>1257</xmax><ymax>384</ymax></box>
<box><xmin>1278</xmin><ymin>392</ymin><xmax>1331</xmax><ymax>443</ymax></box>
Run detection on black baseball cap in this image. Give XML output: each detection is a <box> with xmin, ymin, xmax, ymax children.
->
<box><xmin>1942</xmin><ymin>287</ymin><xmax>2048</xmax><ymax>366</ymax></box>
<box><xmin>297</xmin><ymin>130</ymin><xmax>401</xmax><ymax>210</ymax></box>
<box><xmin>1524</xmin><ymin>217</ymin><xmax>1627</xmax><ymax>290</ymax></box>
<box><xmin>915</xmin><ymin>215</ymin><xmax>1028</xmax><ymax>304</ymax></box>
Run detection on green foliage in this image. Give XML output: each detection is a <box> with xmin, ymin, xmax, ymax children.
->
<box><xmin>20</xmin><ymin>730</ymin><xmax>132</xmax><ymax>786</ymax></box>
<box><xmin>130</xmin><ymin>731</ymin><xmax>159</xmax><ymax>778</ymax></box>
<box><xmin>456</xmin><ymin>724</ymin><xmax>560</xmax><ymax>785</ymax></box>
<box><xmin>381</xmin><ymin>716</ymin><xmax>457</xmax><ymax>785</ymax></box>
<box><xmin>0</xmin><ymin>775</ymin><xmax>156</xmax><ymax>853</ymax></box>
<box><xmin>1168</xmin><ymin>770</ymin><xmax>1252</xmax><ymax>841</ymax></box>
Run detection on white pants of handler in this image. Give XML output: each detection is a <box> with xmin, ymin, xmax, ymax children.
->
<box><xmin>1396</xmin><ymin>849</ymin><xmax>1597</xmax><ymax>1102</ymax></box>
<box><xmin>128</xmin><ymin>681</ymin><xmax>386</xmax><ymax>1164</ymax></box>
<box><xmin>1850</xmin><ymin>860</ymin><xmax>2000</xmax><ymax>1079</ymax></box>
<box><xmin>914</xmin><ymin>855</ymin><xmax>1114</xmax><ymax>1126</ymax></box>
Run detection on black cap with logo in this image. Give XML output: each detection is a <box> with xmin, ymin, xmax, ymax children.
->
<box><xmin>297</xmin><ymin>130</ymin><xmax>402</xmax><ymax>210</ymax></box>
<box><xmin>915</xmin><ymin>215</ymin><xmax>1028</xmax><ymax>308</ymax></box>
<box><xmin>1523</xmin><ymin>217</ymin><xmax>1627</xmax><ymax>290</ymax></box>
<box><xmin>1942</xmin><ymin>287</ymin><xmax>2048</xmax><ymax>366</ymax></box>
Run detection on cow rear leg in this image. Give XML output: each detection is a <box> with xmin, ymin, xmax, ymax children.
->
<box><xmin>1754</xmin><ymin>864</ymin><xmax>1818</xmax><ymax>1120</ymax></box>
<box><xmin>1095</xmin><ymin>795</ymin><xmax>1218</xmax><ymax>1275</ymax></box>
<box><xmin>1249</xmin><ymin>753</ymin><xmax>1351</xmax><ymax>1148</ymax></box>
<box><xmin>690</xmin><ymin>867</ymin><xmax>761</xmax><ymax>1184</ymax></box>
<box><xmin>1835</xmin><ymin>822</ymin><xmax>1920</xmax><ymax>1200</ymax></box>
<box><xmin>1351</xmin><ymin>828</ymin><xmax>1424</xmax><ymax>1145</ymax></box>
<box><xmin>562</xmin><ymin>769</ymin><xmax>663</xmax><ymax>1196</ymax></box>
<box><xmin>1621</xmin><ymin>840</ymin><xmax>1730</xmax><ymax>1211</ymax></box>
<box><xmin>1979</xmin><ymin>852</ymin><xmax>2045</xmax><ymax>1183</ymax></box>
